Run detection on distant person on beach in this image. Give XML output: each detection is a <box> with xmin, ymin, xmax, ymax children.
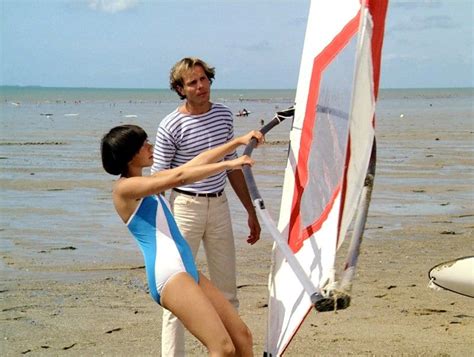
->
<box><xmin>237</xmin><ymin>108</ymin><xmax>249</xmax><ymax>117</ymax></box>
<box><xmin>101</xmin><ymin>124</ymin><xmax>263</xmax><ymax>356</ymax></box>
<box><xmin>152</xmin><ymin>57</ymin><xmax>261</xmax><ymax>356</ymax></box>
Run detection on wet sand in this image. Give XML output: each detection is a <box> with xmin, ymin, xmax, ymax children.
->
<box><xmin>1</xmin><ymin>99</ymin><xmax>473</xmax><ymax>356</ymax></box>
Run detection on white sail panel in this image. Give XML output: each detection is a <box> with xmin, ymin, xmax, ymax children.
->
<box><xmin>291</xmin><ymin>0</ymin><xmax>361</xmax><ymax>130</ymax></box>
<box><xmin>278</xmin><ymin>0</ymin><xmax>361</xmax><ymax>237</ymax></box>
<box><xmin>267</xmin><ymin>0</ymin><xmax>361</xmax><ymax>355</ymax></box>
<box><xmin>265</xmin><ymin>0</ymin><xmax>388</xmax><ymax>355</ymax></box>
<box><xmin>266</xmin><ymin>194</ymin><xmax>341</xmax><ymax>354</ymax></box>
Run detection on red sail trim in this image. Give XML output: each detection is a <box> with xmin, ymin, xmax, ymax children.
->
<box><xmin>368</xmin><ymin>0</ymin><xmax>388</xmax><ymax>102</ymax></box>
<box><xmin>301</xmin><ymin>184</ymin><xmax>342</xmax><ymax>241</ymax></box>
<box><xmin>288</xmin><ymin>12</ymin><xmax>361</xmax><ymax>253</ymax></box>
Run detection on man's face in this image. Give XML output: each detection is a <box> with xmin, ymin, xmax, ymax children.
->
<box><xmin>178</xmin><ymin>65</ymin><xmax>211</xmax><ymax>105</ymax></box>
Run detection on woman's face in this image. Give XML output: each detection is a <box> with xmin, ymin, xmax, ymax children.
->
<box><xmin>130</xmin><ymin>139</ymin><xmax>154</xmax><ymax>168</ymax></box>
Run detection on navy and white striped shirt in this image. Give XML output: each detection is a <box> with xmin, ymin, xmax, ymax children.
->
<box><xmin>151</xmin><ymin>103</ymin><xmax>237</xmax><ymax>193</ymax></box>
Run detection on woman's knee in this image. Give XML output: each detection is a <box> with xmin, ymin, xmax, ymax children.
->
<box><xmin>209</xmin><ymin>336</ymin><xmax>235</xmax><ymax>356</ymax></box>
<box><xmin>230</xmin><ymin>324</ymin><xmax>252</xmax><ymax>356</ymax></box>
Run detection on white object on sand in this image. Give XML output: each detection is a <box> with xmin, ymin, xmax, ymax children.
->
<box><xmin>428</xmin><ymin>256</ymin><xmax>474</xmax><ymax>298</ymax></box>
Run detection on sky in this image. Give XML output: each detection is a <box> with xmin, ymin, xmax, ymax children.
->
<box><xmin>1</xmin><ymin>0</ymin><xmax>473</xmax><ymax>89</ymax></box>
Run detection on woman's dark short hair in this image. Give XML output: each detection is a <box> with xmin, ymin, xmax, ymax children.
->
<box><xmin>170</xmin><ymin>57</ymin><xmax>215</xmax><ymax>100</ymax></box>
<box><xmin>101</xmin><ymin>125</ymin><xmax>147</xmax><ymax>176</ymax></box>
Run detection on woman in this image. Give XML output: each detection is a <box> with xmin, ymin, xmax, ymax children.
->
<box><xmin>101</xmin><ymin>124</ymin><xmax>263</xmax><ymax>356</ymax></box>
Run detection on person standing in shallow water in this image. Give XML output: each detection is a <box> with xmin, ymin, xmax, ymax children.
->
<box><xmin>101</xmin><ymin>124</ymin><xmax>263</xmax><ymax>356</ymax></box>
<box><xmin>152</xmin><ymin>57</ymin><xmax>261</xmax><ymax>356</ymax></box>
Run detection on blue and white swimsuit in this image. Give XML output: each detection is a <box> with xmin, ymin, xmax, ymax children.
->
<box><xmin>126</xmin><ymin>194</ymin><xmax>199</xmax><ymax>305</ymax></box>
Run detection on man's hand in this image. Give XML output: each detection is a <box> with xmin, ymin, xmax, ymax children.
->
<box><xmin>247</xmin><ymin>212</ymin><xmax>261</xmax><ymax>245</ymax></box>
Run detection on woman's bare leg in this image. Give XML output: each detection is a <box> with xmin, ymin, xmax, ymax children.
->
<box><xmin>160</xmin><ymin>272</ymin><xmax>235</xmax><ymax>356</ymax></box>
<box><xmin>198</xmin><ymin>273</ymin><xmax>253</xmax><ymax>357</ymax></box>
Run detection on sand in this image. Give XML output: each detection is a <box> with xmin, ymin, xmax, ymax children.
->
<box><xmin>1</xmin><ymin>105</ymin><xmax>473</xmax><ymax>356</ymax></box>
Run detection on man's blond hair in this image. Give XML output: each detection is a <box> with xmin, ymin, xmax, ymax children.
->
<box><xmin>169</xmin><ymin>57</ymin><xmax>215</xmax><ymax>100</ymax></box>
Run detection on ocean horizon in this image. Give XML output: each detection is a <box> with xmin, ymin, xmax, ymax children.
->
<box><xmin>1</xmin><ymin>85</ymin><xmax>473</xmax><ymax>104</ymax></box>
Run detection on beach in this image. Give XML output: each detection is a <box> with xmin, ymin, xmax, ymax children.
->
<box><xmin>1</xmin><ymin>87</ymin><xmax>473</xmax><ymax>356</ymax></box>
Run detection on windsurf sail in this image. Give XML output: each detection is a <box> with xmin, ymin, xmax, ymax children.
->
<box><xmin>242</xmin><ymin>0</ymin><xmax>388</xmax><ymax>355</ymax></box>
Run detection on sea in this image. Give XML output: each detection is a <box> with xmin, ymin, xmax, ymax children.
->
<box><xmin>1</xmin><ymin>86</ymin><xmax>473</xmax><ymax>272</ymax></box>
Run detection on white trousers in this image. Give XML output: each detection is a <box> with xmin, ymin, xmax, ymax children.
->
<box><xmin>161</xmin><ymin>191</ymin><xmax>238</xmax><ymax>357</ymax></box>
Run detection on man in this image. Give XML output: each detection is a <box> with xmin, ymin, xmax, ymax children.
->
<box><xmin>151</xmin><ymin>57</ymin><xmax>261</xmax><ymax>356</ymax></box>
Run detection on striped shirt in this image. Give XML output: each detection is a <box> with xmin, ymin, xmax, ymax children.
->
<box><xmin>151</xmin><ymin>103</ymin><xmax>237</xmax><ymax>193</ymax></box>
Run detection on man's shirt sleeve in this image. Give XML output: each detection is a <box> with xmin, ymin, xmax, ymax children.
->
<box><xmin>224</xmin><ymin>115</ymin><xmax>238</xmax><ymax>161</ymax></box>
<box><xmin>151</xmin><ymin>125</ymin><xmax>176</xmax><ymax>174</ymax></box>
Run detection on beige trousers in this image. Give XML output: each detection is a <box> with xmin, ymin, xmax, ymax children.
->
<box><xmin>161</xmin><ymin>191</ymin><xmax>238</xmax><ymax>357</ymax></box>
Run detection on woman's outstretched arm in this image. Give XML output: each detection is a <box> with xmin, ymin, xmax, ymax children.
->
<box><xmin>115</xmin><ymin>155</ymin><xmax>254</xmax><ymax>200</ymax></box>
<box><xmin>182</xmin><ymin>130</ymin><xmax>263</xmax><ymax>168</ymax></box>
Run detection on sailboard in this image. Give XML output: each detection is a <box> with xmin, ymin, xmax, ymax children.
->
<box><xmin>428</xmin><ymin>256</ymin><xmax>474</xmax><ymax>298</ymax></box>
<box><xmin>241</xmin><ymin>0</ymin><xmax>388</xmax><ymax>355</ymax></box>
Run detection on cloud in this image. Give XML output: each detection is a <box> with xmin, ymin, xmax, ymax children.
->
<box><xmin>88</xmin><ymin>0</ymin><xmax>138</xmax><ymax>14</ymax></box>
<box><xmin>390</xmin><ymin>0</ymin><xmax>442</xmax><ymax>10</ymax></box>
<box><xmin>390</xmin><ymin>15</ymin><xmax>457</xmax><ymax>32</ymax></box>
<box><xmin>421</xmin><ymin>15</ymin><xmax>457</xmax><ymax>29</ymax></box>
<box><xmin>383</xmin><ymin>53</ymin><xmax>432</xmax><ymax>64</ymax></box>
